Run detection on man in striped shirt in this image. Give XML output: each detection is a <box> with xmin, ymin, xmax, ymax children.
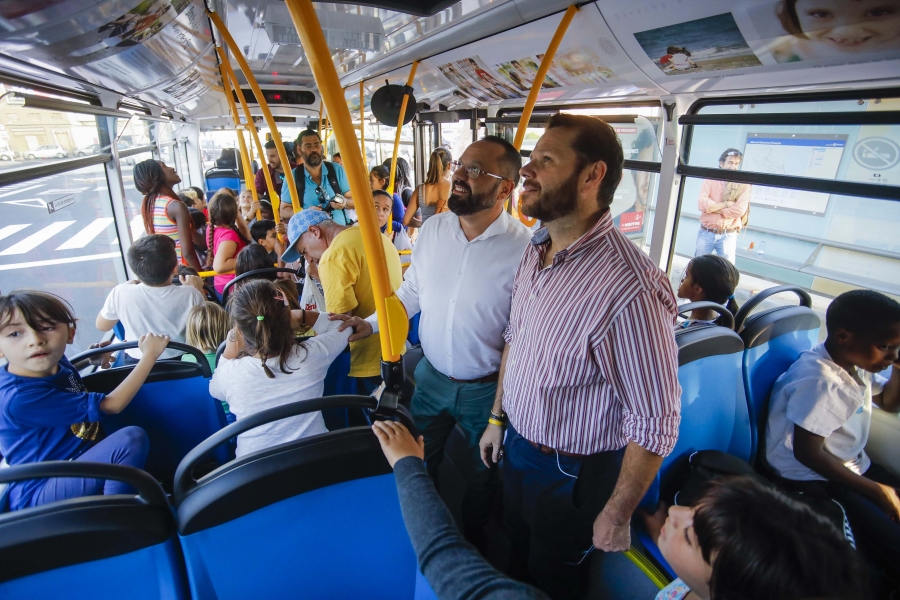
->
<box><xmin>479</xmin><ymin>114</ymin><xmax>681</xmax><ymax>599</ymax></box>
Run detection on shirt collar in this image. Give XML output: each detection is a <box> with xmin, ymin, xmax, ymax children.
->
<box><xmin>530</xmin><ymin>209</ymin><xmax>614</xmax><ymax>261</ymax></box>
<box><xmin>450</xmin><ymin>209</ymin><xmax>512</xmax><ymax>243</ymax></box>
<box><xmin>813</xmin><ymin>343</ymin><xmax>863</xmax><ymax>385</ymax></box>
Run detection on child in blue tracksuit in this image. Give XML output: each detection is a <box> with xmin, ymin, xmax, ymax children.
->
<box><xmin>0</xmin><ymin>290</ymin><xmax>169</xmax><ymax>510</ymax></box>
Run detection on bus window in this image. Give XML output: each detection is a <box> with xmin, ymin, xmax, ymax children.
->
<box><xmin>671</xmin><ymin>97</ymin><xmax>900</xmax><ymax>332</ymax></box>
<box><xmin>0</xmin><ymin>163</ymin><xmax>126</xmax><ymax>353</ymax></box>
<box><xmin>0</xmin><ymin>85</ymin><xmax>105</xmax><ymax>171</ymax></box>
<box><xmin>120</xmin><ymin>151</ymin><xmax>155</xmax><ymax>242</ymax></box>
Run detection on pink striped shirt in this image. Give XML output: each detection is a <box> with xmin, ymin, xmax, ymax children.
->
<box><xmin>502</xmin><ymin>210</ymin><xmax>681</xmax><ymax>456</ymax></box>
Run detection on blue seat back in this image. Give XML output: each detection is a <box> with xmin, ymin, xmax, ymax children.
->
<box><xmin>408</xmin><ymin>312</ymin><xmax>421</xmax><ymax>346</ymax></box>
<box><xmin>740</xmin><ymin>308</ymin><xmax>820</xmax><ymax>464</ymax></box>
<box><xmin>0</xmin><ymin>462</ymin><xmax>188</xmax><ymax>599</ymax></box>
<box><xmin>641</xmin><ymin>321</ymin><xmax>747</xmax><ymax>509</ymax></box>
<box><xmin>77</xmin><ymin>343</ymin><xmax>233</xmax><ymax>482</ymax></box>
<box><xmin>205</xmin><ymin>168</ymin><xmax>241</xmax><ymax>198</ymax></box>
<box><xmin>174</xmin><ymin>398</ymin><xmax>424</xmax><ymax>599</ymax></box>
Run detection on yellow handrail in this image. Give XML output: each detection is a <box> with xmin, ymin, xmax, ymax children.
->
<box><xmin>359</xmin><ymin>80</ymin><xmax>366</xmax><ymax>164</ymax></box>
<box><xmin>218</xmin><ymin>61</ymin><xmax>261</xmax><ymax>222</ymax></box>
<box><xmin>217</xmin><ymin>48</ymin><xmax>283</xmax><ymax>232</ymax></box>
<box><xmin>386</xmin><ymin>61</ymin><xmax>418</xmax><ymax>235</ymax></box>
<box><xmin>512</xmin><ymin>5</ymin><xmax>578</xmax><ymax>227</ymax></box>
<box><xmin>283</xmin><ymin>0</ymin><xmax>407</xmax><ymax>362</ymax></box>
<box><xmin>208</xmin><ymin>11</ymin><xmax>301</xmax><ymax>215</ymax></box>
<box><xmin>623</xmin><ymin>547</ymin><xmax>670</xmax><ymax>590</ymax></box>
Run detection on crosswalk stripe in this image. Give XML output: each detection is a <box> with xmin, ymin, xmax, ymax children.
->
<box><xmin>0</xmin><ymin>185</ymin><xmax>42</xmax><ymax>198</ymax></box>
<box><xmin>0</xmin><ymin>221</ymin><xmax>76</xmax><ymax>255</ymax></box>
<box><xmin>0</xmin><ymin>252</ymin><xmax>121</xmax><ymax>272</ymax></box>
<box><xmin>0</xmin><ymin>224</ymin><xmax>29</xmax><ymax>242</ymax></box>
<box><xmin>56</xmin><ymin>218</ymin><xmax>116</xmax><ymax>250</ymax></box>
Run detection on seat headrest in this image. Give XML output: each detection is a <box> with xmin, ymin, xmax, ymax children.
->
<box><xmin>739</xmin><ymin>306</ymin><xmax>820</xmax><ymax>349</ymax></box>
<box><xmin>676</xmin><ymin>325</ymin><xmax>744</xmax><ymax>367</ymax></box>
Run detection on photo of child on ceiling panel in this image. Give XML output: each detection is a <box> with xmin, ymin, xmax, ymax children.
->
<box><xmin>634</xmin><ymin>12</ymin><xmax>763</xmax><ymax>76</ymax></box>
<box><xmin>437</xmin><ymin>62</ymin><xmax>493</xmax><ymax>103</ymax></box>
<box><xmin>748</xmin><ymin>0</ymin><xmax>900</xmax><ymax>63</ymax></box>
<box><xmin>495</xmin><ymin>56</ymin><xmax>562</xmax><ymax>92</ymax></box>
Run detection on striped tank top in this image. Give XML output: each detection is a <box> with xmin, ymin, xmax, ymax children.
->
<box><xmin>151</xmin><ymin>195</ymin><xmax>181</xmax><ymax>261</ymax></box>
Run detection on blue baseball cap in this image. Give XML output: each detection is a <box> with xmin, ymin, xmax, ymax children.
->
<box><xmin>280</xmin><ymin>209</ymin><xmax>332</xmax><ymax>263</ymax></box>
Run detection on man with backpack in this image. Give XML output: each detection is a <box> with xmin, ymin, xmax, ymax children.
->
<box><xmin>279</xmin><ymin>130</ymin><xmax>354</xmax><ymax>225</ymax></box>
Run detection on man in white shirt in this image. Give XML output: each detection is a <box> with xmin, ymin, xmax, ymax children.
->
<box><xmin>96</xmin><ymin>234</ymin><xmax>205</xmax><ymax>360</ymax></box>
<box><xmin>765</xmin><ymin>289</ymin><xmax>900</xmax><ymax>583</ymax></box>
<box><xmin>347</xmin><ymin>136</ymin><xmax>531</xmax><ymax>548</ymax></box>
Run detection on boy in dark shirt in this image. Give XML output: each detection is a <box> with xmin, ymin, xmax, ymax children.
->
<box><xmin>0</xmin><ymin>291</ymin><xmax>169</xmax><ymax>510</ymax></box>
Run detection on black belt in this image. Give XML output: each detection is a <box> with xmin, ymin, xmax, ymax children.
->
<box><xmin>700</xmin><ymin>224</ymin><xmax>739</xmax><ymax>235</ymax></box>
<box><xmin>448</xmin><ymin>372</ymin><xmax>499</xmax><ymax>384</ymax></box>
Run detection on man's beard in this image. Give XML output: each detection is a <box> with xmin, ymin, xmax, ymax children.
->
<box><xmin>304</xmin><ymin>151</ymin><xmax>322</xmax><ymax>167</ymax></box>
<box><xmin>519</xmin><ymin>169</ymin><xmax>581</xmax><ymax>223</ymax></box>
<box><xmin>447</xmin><ymin>179</ymin><xmax>498</xmax><ymax>216</ymax></box>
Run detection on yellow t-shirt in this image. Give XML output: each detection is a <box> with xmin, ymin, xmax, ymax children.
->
<box><xmin>319</xmin><ymin>224</ymin><xmax>404</xmax><ymax>377</ymax></box>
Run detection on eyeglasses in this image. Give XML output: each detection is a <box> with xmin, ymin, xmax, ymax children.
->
<box><xmin>449</xmin><ymin>160</ymin><xmax>505</xmax><ymax>181</ymax></box>
<box><xmin>302</xmin><ymin>142</ymin><xmax>322</xmax><ymax>151</ymax></box>
<box><xmin>723</xmin><ymin>151</ymin><xmax>741</xmax><ymax>157</ymax></box>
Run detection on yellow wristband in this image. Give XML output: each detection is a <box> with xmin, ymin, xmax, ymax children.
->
<box><xmin>488</xmin><ymin>418</ymin><xmax>505</xmax><ymax>427</ymax></box>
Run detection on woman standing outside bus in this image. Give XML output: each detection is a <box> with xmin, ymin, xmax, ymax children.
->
<box><xmin>135</xmin><ymin>159</ymin><xmax>202</xmax><ymax>272</ymax></box>
<box><xmin>403</xmin><ymin>148</ymin><xmax>452</xmax><ymax>227</ymax></box>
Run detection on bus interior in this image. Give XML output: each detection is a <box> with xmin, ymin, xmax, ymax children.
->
<box><xmin>0</xmin><ymin>0</ymin><xmax>898</xmax><ymax>598</ymax></box>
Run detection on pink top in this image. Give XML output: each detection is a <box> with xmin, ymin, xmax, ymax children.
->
<box><xmin>697</xmin><ymin>179</ymin><xmax>750</xmax><ymax>232</ymax></box>
<box><xmin>502</xmin><ymin>210</ymin><xmax>681</xmax><ymax>456</ymax></box>
<box><xmin>213</xmin><ymin>227</ymin><xmax>247</xmax><ymax>294</ymax></box>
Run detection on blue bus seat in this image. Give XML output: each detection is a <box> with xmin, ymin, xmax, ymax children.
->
<box><xmin>408</xmin><ymin>312</ymin><xmax>421</xmax><ymax>346</ymax></box>
<box><xmin>204</xmin><ymin>168</ymin><xmax>241</xmax><ymax>199</ymax></box>
<box><xmin>636</xmin><ymin>302</ymin><xmax>746</xmax><ymax>581</ymax></box>
<box><xmin>0</xmin><ymin>458</ymin><xmax>9</xmax><ymax>513</ymax></box>
<box><xmin>734</xmin><ymin>286</ymin><xmax>821</xmax><ymax>465</ymax></box>
<box><xmin>0</xmin><ymin>461</ymin><xmax>188</xmax><ymax>599</ymax></box>
<box><xmin>72</xmin><ymin>341</ymin><xmax>233</xmax><ymax>483</ymax></box>
<box><xmin>174</xmin><ymin>396</ymin><xmax>425</xmax><ymax>599</ymax></box>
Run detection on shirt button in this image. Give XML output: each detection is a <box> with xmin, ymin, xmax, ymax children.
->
<box><xmin>529</xmin><ymin>293</ymin><xmax>536</xmax><ymax>300</ymax></box>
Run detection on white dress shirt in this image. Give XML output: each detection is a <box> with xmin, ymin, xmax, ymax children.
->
<box><xmin>367</xmin><ymin>210</ymin><xmax>530</xmax><ymax>380</ymax></box>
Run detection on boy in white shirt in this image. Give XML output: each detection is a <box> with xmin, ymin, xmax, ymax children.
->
<box><xmin>766</xmin><ymin>289</ymin><xmax>900</xmax><ymax>587</ymax></box>
<box><xmin>96</xmin><ymin>234</ymin><xmax>206</xmax><ymax>360</ymax></box>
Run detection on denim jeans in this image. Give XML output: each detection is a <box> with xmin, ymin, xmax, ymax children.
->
<box><xmin>503</xmin><ymin>424</ymin><xmax>624</xmax><ymax>600</ymax></box>
<box><xmin>411</xmin><ymin>357</ymin><xmax>499</xmax><ymax>547</ymax></box>
<box><xmin>695</xmin><ymin>228</ymin><xmax>737</xmax><ymax>264</ymax></box>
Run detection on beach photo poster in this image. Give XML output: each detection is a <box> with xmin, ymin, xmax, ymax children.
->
<box><xmin>633</xmin><ymin>12</ymin><xmax>762</xmax><ymax>76</ymax></box>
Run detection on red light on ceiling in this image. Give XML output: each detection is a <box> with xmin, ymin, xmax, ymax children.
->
<box><xmin>272</xmin><ymin>71</ymin><xmax>278</xmax><ymax>76</ymax></box>
<box><xmin>272</xmin><ymin>94</ymin><xmax>282</xmax><ymax>100</ymax></box>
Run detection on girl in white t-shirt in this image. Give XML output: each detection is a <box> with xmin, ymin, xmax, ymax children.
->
<box><xmin>209</xmin><ymin>279</ymin><xmax>354</xmax><ymax>457</ymax></box>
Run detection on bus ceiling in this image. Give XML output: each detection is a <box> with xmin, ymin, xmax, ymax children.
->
<box><xmin>0</xmin><ymin>1</ymin><xmax>898</xmax><ymax>122</ymax></box>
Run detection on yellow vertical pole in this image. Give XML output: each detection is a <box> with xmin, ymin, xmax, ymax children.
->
<box><xmin>512</xmin><ymin>5</ymin><xmax>577</xmax><ymax>226</ymax></box>
<box><xmin>283</xmin><ymin>0</ymin><xmax>407</xmax><ymax>361</ymax></box>
<box><xmin>386</xmin><ymin>61</ymin><xmax>418</xmax><ymax>234</ymax></box>
<box><xmin>359</xmin><ymin>80</ymin><xmax>366</xmax><ymax>164</ymax></box>
<box><xmin>208</xmin><ymin>11</ymin><xmax>301</xmax><ymax>214</ymax></box>
<box><xmin>217</xmin><ymin>48</ymin><xmax>281</xmax><ymax>228</ymax></box>
<box><xmin>219</xmin><ymin>62</ymin><xmax>261</xmax><ymax>221</ymax></box>
<box><xmin>317</xmin><ymin>107</ymin><xmax>322</xmax><ymax>137</ymax></box>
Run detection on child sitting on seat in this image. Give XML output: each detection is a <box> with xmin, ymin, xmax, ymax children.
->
<box><xmin>249</xmin><ymin>218</ymin><xmax>287</xmax><ymax>265</ymax></box>
<box><xmin>234</xmin><ymin>245</ymin><xmax>299</xmax><ymax>310</ymax></box>
<box><xmin>96</xmin><ymin>234</ymin><xmax>206</xmax><ymax>360</ymax></box>
<box><xmin>182</xmin><ymin>302</ymin><xmax>229</xmax><ymax>374</ymax></box>
<box><xmin>766</xmin><ymin>289</ymin><xmax>900</xmax><ymax>589</ymax></box>
<box><xmin>207</xmin><ymin>192</ymin><xmax>252</xmax><ymax>298</ymax></box>
<box><xmin>0</xmin><ymin>291</ymin><xmax>170</xmax><ymax>510</ymax></box>
<box><xmin>675</xmin><ymin>254</ymin><xmax>739</xmax><ymax>328</ymax></box>
<box><xmin>210</xmin><ymin>280</ymin><xmax>357</xmax><ymax>457</ymax></box>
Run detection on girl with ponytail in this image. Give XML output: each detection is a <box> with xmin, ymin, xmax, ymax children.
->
<box><xmin>676</xmin><ymin>254</ymin><xmax>740</xmax><ymax>328</ymax></box>
<box><xmin>209</xmin><ymin>279</ymin><xmax>358</xmax><ymax>457</ymax></box>
<box><xmin>403</xmin><ymin>147</ymin><xmax>452</xmax><ymax>227</ymax></box>
<box><xmin>134</xmin><ymin>159</ymin><xmax>202</xmax><ymax>272</ymax></box>
<box><xmin>207</xmin><ymin>190</ymin><xmax>252</xmax><ymax>298</ymax></box>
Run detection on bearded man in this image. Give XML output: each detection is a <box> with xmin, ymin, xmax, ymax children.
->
<box><xmin>343</xmin><ymin>136</ymin><xmax>531</xmax><ymax>550</ymax></box>
<box><xmin>478</xmin><ymin>114</ymin><xmax>682</xmax><ymax>599</ymax></box>
<box><xmin>279</xmin><ymin>129</ymin><xmax>353</xmax><ymax>224</ymax></box>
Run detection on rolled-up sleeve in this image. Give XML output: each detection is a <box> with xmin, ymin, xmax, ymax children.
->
<box><xmin>607</xmin><ymin>290</ymin><xmax>681</xmax><ymax>456</ymax></box>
